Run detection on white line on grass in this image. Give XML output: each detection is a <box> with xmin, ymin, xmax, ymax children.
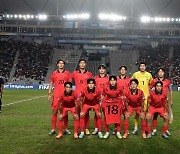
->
<box><xmin>2</xmin><ymin>95</ymin><xmax>47</xmax><ymax>107</ymax></box>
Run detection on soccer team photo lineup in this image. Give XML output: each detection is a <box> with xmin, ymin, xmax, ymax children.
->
<box><xmin>1</xmin><ymin>0</ymin><xmax>180</xmax><ymax>153</ymax></box>
<box><xmin>44</xmin><ymin>59</ymin><xmax>173</xmax><ymax>140</ymax></box>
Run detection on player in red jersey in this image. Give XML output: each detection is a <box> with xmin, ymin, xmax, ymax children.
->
<box><xmin>79</xmin><ymin>78</ymin><xmax>103</xmax><ymax>139</ymax></box>
<box><xmin>103</xmin><ymin>75</ymin><xmax>123</xmax><ymax>139</ymax></box>
<box><xmin>93</xmin><ymin>64</ymin><xmax>109</xmax><ymax>135</ymax></box>
<box><xmin>117</xmin><ymin>65</ymin><xmax>131</xmax><ymax>95</ymax></box>
<box><xmin>123</xmin><ymin>79</ymin><xmax>146</xmax><ymax>139</ymax></box>
<box><xmin>56</xmin><ymin>82</ymin><xmax>79</xmax><ymax>139</ymax></box>
<box><xmin>113</xmin><ymin>65</ymin><xmax>131</xmax><ymax>135</ymax></box>
<box><xmin>71</xmin><ymin>59</ymin><xmax>93</xmax><ymax>135</ymax></box>
<box><xmin>150</xmin><ymin>68</ymin><xmax>173</xmax><ymax>136</ymax></box>
<box><xmin>146</xmin><ymin>81</ymin><xmax>169</xmax><ymax>139</ymax></box>
<box><xmin>48</xmin><ymin>59</ymin><xmax>71</xmax><ymax>135</ymax></box>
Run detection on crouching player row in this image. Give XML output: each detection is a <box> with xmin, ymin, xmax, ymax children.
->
<box><xmin>55</xmin><ymin>79</ymin><xmax>170</xmax><ymax>139</ymax></box>
<box><xmin>123</xmin><ymin>79</ymin><xmax>170</xmax><ymax>139</ymax></box>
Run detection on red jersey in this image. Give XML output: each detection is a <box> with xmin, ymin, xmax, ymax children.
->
<box><xmin>117</xmin><ymin>76</ymin><xmax>130</xmax><ymax>95</ymax></box>
<box><xmin>50</xmin><ymin>70</ymin><xmax>71</xmax><ymax>97</ymax></box>
<box><xmin>72</xmin><ymin>70</ymin><xmax>92</xmax><ymax>95</ymax></box>
<box><xmin>81</xmin><ymin>88</ymin><xmax>101</xmax><ymax>106</ymax></box>
<box><xmin>126</xmin><ymin>89</ymin><xmax>145</xmax><ymax>108</ymax></box>
<box><xmin>94</xmin><ymin>75</ymin><xmax>109</xmax><ymax>93</ymax></box>
<box><xmin>148</xmin><ymin>91</ymin><xmax>168</xmax><ymax>108</ymax></box>
<box><xmin>150</xmin><ymin>78</ymin><xmax>171</xmax><ymax>95</ymax></box>
<box><xmin>59</xmin><ymin>91</ymin><xmax>78</xmax><ymax>108</ymax></box>
<box><xmin>104</xmin><ymin>84</ymin><xmax>123</xmax><ymax>99</ymax></box>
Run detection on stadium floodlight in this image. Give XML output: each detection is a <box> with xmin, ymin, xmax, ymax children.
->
<box><xmin>166</xmin><ymin>18</ymin><xmax>170</xmax><ymax>22</ymax></box>
<box><xmin>6</xmin><ymin>14</ymin><xmax>10</xmax><ymax>18</ymax></box>
<box><xmin>38</xmin><ymin>14</ymin><xmax>48</xmax><ymax>20</ymax></box>
<box><xmin>63</xmin><ymin>13</ymin><xmax>90</xmax><ymax>20</ymax></box>
<box><xmin>98</xmin><ymin>13</ymin><xmax>126</xmax><ymax>21</ymax></box>
<box><xmin>31</xmin><ymin>15</ymin><xmax>34</xmax><ymax>19</ymax></box>
<box><xmin>19</xmin><ymin>15</ymin><xmax>22</xmax><ymax>19</ymax></box>
<box><xmin>14</xmin><ymin>15</ymin><xmax>18</xmax><ymax>18</ymax></box>
<box><xmin>141</xmin><ymin>16</ymin><xmax>151</xmax><ymax>23</ymax></box>
<box><xmin>26</xmin><ymin>15</ymin><xmax>30</xmax><ymax>19</ymax></box>
<box><xmin>171</xmin><ymin>18</ymin><xmax>174</xmax><ymax>21</ymax></box>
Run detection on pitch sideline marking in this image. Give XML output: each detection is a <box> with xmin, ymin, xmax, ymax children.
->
<box><xmin>2</xmin><ymin>95</ymin><xmax>47</xmax><ymax>107</ymax></box>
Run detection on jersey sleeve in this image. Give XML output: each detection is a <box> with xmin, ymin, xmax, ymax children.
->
<box><xmin>50</xmin><ymin>72</ymin><xmax>54</xmax><ymax>83</ymax></box>
<box><xmin>149</xmin><ymin>74</ymin><xmax>153</xmax><ymax>84</ymax></box>
<box><xmin>150</xmin><ymin>79</ymin><xmax>155</xmax><ymax>90</ymax></box>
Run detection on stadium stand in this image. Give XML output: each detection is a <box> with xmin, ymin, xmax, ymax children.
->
<box><xmin>12</xmin><ymin>42</ymin><xmax>53</xmax><ymax>84</ymax></box>
<box><xmin>138</xmin><ymin>44</ymin><xmax>171</xmax><ymax>78</ymax></box>
<box><xmin>109</xmin><ymin>49</ymin><xmax>138</xmax><ymax>76</ymax></box>
<box><xmin>0</xmin><ymin>41</ymin><xmax>17</xmax><ymax>81</ymax></box>
<box><xmin>171</xmin><ymin>44</ymin><xmax>180</xmax><ymax>85</ymax></box>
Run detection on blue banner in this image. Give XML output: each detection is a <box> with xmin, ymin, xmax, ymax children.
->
<box><xmin>4</xmin><ymin>84</ymin><xmax>76</xmax><ymax>90</ymax></box>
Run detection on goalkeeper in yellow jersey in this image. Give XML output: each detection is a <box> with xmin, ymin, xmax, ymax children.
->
<box><xmin>131</xmin><ymin>62</ymin><xmax>153</xmax><ymax>134</ymax></box>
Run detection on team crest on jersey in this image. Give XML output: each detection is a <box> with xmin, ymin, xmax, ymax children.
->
<box><xmin>146</xmin><ymin>76</ymin><xmax>149</xmax><ymax>80</ymax></box>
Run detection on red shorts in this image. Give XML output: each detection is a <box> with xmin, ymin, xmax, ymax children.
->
<box><xmin>62</xmin><ymin>107</ymin><xmax>77</xmax><ymax>118</ymax></box>
<box><xmin>149</xmin><ymin>106</ymin><xmax>165</xmax><ymax>118</ymax></box>
<box><xmin>82</xmin><ymin>104</ymin><xmax>100</xmax><ymax>115</ymax></box>
<box><xmin>51</xmin><ymin>96</ymin><xmax>60</xmax><ymax>110</ymax></box>
<box><xmin>128</xmin><ymin>106</ymin><xmax>141</xmax><ymax>116</ymax></box>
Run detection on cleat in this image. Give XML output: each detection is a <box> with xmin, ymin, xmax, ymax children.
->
<box><xmin>152</xmin><ymin>129</ymin><xmax>157</xmax><ymax>136</ymax></box>
<box><xmin>162</xmin><ymin>134</ymin><xmax>169</xmax><ymax>139</ymax></box>
<box><xmin>103</xmin><ymin>132</ymin><xmax>110</xmax><ymax>139</ymax></box>
<box><xmin>142</xmin><ymin>133</ymin><xmax>147</xmax><ymax>139</ymax></box>
<box><xmin>166</xmin><ymin>130</ymin><xmax>171</xmax><ymax>136</ymax></box>
<box><xmin>147</xmin><ymin>134</ymin><xmax>152</xmax><ymax>139</ymax></box>
<box><xmin>49</xmin><ymin>130</ymin><xmax>56</xmax><ymax>135</ymax></box>
<box><xmin>74</xmin><ymin>133</ymin><xmax>78</xmax><ymax>139</ymax></box>
<box><xmin>123</xmin><ymin>133</ymin><xmax>128</xmax><ymax>139</ymax></box>
<box><xmin>64</xmin><ymin>130</ymin><xmax>71</xmax><ymax>135</ymax></box>
<box><xmin>56</xmin><ymin>133</ymin><xmax>63</xmax><ymax>139</ymax></box>
<box><xmin>127</xmin><ymin>131</ymin><xmax>130</xmax><ymax>135</ymax></box>
<box><xmin>92</xmin><ymin>129</ymin><xmax>98</xmax><ymax>135</ymax></box>
<box><xmin>132</xmin><ymin>129</ymin><xmax>138</xmax><ymax>135</ymax></box>
<box><xmin>98</xmin><ymin>132</ymin><xmax>103</xmax><ymax>139</ymax></box>
<box><xmin>117</xmin><ymin>132</ymin><xmax>122</xmax><ymax>139</ymax></box>
<box><xmin>79</xmin><ymin>132</ymin><xmax>84</xmax><ymax>139</ymax></box>
<box><xmin>85</xmin><ymin>129</ymin><xmax>90</xmax><ymax>135</ymax></box>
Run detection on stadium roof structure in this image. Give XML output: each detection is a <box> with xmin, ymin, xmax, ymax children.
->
<box><xmin>0</xmin><ymin>0</ymin><xmax>180</xmax><ymax>17</ymax></box>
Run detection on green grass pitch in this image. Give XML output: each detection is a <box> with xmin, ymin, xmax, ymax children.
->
<box><xmin>0</xmin><ymin>90</ymin><xmax>179</xmax><ymax>154</ymax></box>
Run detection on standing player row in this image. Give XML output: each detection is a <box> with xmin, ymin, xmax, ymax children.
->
<box><xmin>48</xmin><ymin>58</ymin><xmax>173</xmax><ymax>139</ymax></box>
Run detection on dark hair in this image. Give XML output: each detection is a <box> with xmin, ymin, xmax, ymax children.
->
<box><xmin>130</xmin><ymin>79</ymin><xmax>139</xmax><ymax>85</ymax></box>
<box><xmin>157</xmin><ymin>67</ymin><xmax>165</xmax><ymax>73</ymax></box>
<box><xmin>64</xmin><ymin>82</ymin><xmax>72</xmax><ymax>88</ymax></box>
<box><xmin>57</xmin><ymin>59</ymin><xmax>65</xmax><ymax>65</ymax></box>
<box><xmin>155</xmin><ymin>81</ymin><xmax>163</xmax><ymax>87</ymax></box>
<box><xmin>87</xmin><ymin>78</ymin><xmax>96</xmax><ymax>84</ymax></box>
<box><xmin>139</xmin><ymin>62</ymin><xmax>146</xmax><ymax>66</ymax></box>
<box><xmin>79</xmin><ymin>58</ymin><xmax>86</xmax><ymax>64</ymax></box>
<box><xmin>119</xmin><ymin>65</ymin><xmax>127</xmax><ymax>70</ymax></box>
<box><xmin>98</xmin><ymin>64</ymin><xmax>106</xmax><ymax>70</ymax></box>
<box><xmin>109</xmin><ymin>75</ymin><xmax>117</xmax><ymax>81</ymax></box>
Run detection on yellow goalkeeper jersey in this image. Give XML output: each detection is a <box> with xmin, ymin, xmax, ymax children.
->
<box><xmin>131</xmin><ymin>71</ymin><xmax>153</xmax><ymax>97</ymax></box>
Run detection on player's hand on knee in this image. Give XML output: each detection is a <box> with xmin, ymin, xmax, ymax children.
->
<box><xmin>164</xmin><ymin>112</ymin><xmax>168</xmax><ymax>119</ymax></box>
<box><xmin>74</xmin><ymin>114</ymin><xmax>79</xmax><ymax>120</ymax></box>
<box><xmin>59</xmin><ymin>114</ymin><xmax>63</xmax><ymax>120</ymax></box>
<box><xmin>97</xmin><ymin>112</ymin><xmax>102</xmax><ymax>118</ymax></box>
<box><xmin>146</xmin><ymin>112</ymin><xmax>151</xmax><ymax>120</ymax></box>
<box><xmin>125</xmin><ymin>111</ymin><xmax>130</xmax><ymax>118</ymax></box>
<box><xmin>140</xmin><ymin>112</ymin><xmax>145</xmax><ymax>119</ymax></box>
<box><xmin>80</xmin><ymin>112</ymin><xmax>84</xmax><ymax>118</ymax></box>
